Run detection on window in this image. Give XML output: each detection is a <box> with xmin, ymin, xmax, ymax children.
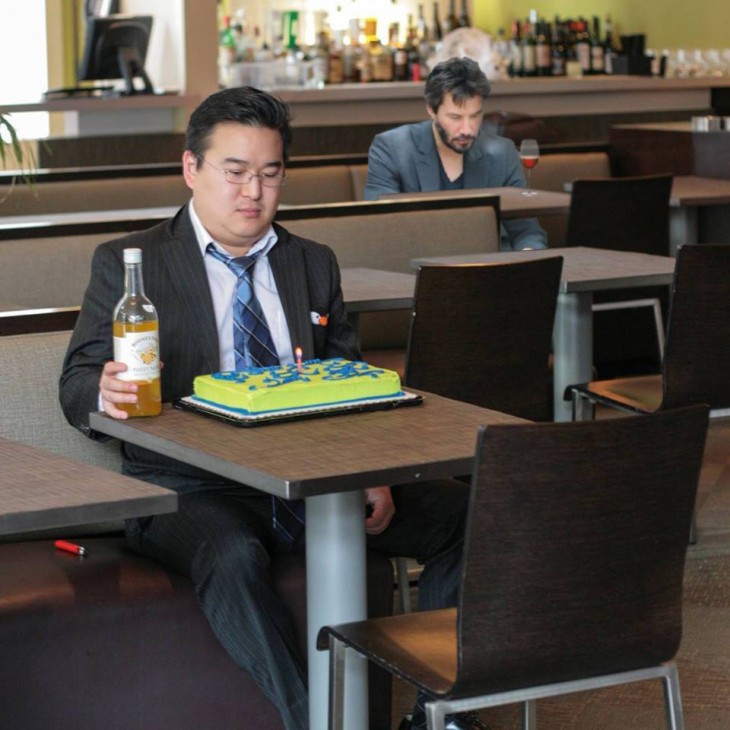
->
<box><xmin>0</xmin><ymin>0</ymin><xmax>49</xmax><ymax>139</ymax></box>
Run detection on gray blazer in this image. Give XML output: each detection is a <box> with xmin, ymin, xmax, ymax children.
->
<box><xmin>364</xmin><ymin>120</ymin><xmax>547</xmax><ymax>251</ymax></box>
<box><xmin>60</xmin><ymin>205</ymin><xmax>358</xmax><ymax>482</ymax></box>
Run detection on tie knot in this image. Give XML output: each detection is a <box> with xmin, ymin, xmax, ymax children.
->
<box><xmin>207</xmin><ymin>244</ymin><xmax>259</xmax><ymax>278</ymax></box>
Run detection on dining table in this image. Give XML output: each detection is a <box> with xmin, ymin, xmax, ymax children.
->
<box><xmin>411</xmin><ymin>246</ymin><xmax>677</xmax><ymax>422</ymax></box>
<box><xmin>380</xmin><ymin>185</ymin><xmax>571</xmax><ymax>219</ymax></box>
<box><xmin>89</xmin><ymin>393</ymin><xmax>526</xmax><ymax>730</ymax></box>
<box><xmin>341</xmin><ymin>266</ymin><xmax>415</xmax><ymax>341</ymax></box>
<box><xmin>669</xmin><ymin>175</ymin><xmax>730</xmax><ymax>254</ymax></box>
<box><xmin>0</xmin><ymin>436</ymin><xmax>176</xmax><ymax>536</ymax></box>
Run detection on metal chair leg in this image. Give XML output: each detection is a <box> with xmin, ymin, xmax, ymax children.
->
<box><xmin>571</xmin><ymin>390</ymin><xmax>595</xmax><ymax>422</ymax></box>
<box><xmin>328</xmin><ymin>636</ymin><xmax>346</xmax><ymax>730</ymax></box>
<box><xmin>521</xmin><ymin>699</ymin><xmax>537</xmax><ymax>730</ymax></box>
<box><xmin>662</xmin><ymin>663</ymin><xmax>685</xmax><ymax>730</ymax></box>
<box><xmin>425</xmin><ymin>700</ymin><xmax>447</xmax><ymax>730</ymax></box>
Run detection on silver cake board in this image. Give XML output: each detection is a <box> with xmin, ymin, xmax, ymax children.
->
<box><xmin>173</xmin><ymin>391</ymin><xmax>423</xmax><ymax>427</ymax></box>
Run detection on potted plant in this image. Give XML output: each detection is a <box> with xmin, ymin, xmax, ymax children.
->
<box><xmin>0</xmin><ymin>112</ymin><xmax>38</xmax><ymax>192</ymax></box>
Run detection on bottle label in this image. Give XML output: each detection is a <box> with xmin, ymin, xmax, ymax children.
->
<box><xmin>114</xmin><ymin>331</ymin><xmax>160</xmax><ymax>382</ymax></box>
<box><xmin>591</xmin><ymin>46</ymin><xmax>605</xmax><ymax>72</ymax></box>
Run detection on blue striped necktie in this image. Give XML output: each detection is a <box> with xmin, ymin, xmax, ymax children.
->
<box><xmin>206</xmin><ymin>243</ymin><xmax>279</xmax><ymax>369</ymax></box>
<box><xmin>207</xmin><ymin>243</ymin><xmax>304</xmax><ymax>544</ymax></box>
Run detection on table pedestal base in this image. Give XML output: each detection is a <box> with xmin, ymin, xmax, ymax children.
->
<box><xmin>553</xmin><ymin>292</ymin><xmax>593</xmax><ymax>422</ymax></box>
<box><xmin>307</xmin><ymin>490</ymin><xmax>369</xmax><ymax>730</ymax></box>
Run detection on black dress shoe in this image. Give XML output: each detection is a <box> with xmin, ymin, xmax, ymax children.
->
<box><xmin>444</xmin><ymin>712</ymin><xmax>491</xmax><ymax>730</ymax></box>
<box><xmin>400</xmin><ymin>710</ymin><xmax>491</xmax><ymax>730</ymax></box>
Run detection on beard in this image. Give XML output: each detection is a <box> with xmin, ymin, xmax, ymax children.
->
<box><xmin>434</xmin><ymin>120</ymin><xmax>478</xmax><ymax>154</ymax></box>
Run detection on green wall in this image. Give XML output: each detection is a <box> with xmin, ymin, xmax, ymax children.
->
<box><xmin>473</xmin><ymin>0</ymin><xmax>730</xmax><ymax>52</ymax></box>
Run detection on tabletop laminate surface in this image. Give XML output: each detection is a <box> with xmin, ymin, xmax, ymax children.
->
<box><xmin>670</xmin><ymin>175</ymin><xmax>730</xmax><ymax>207</ymax></box>
<box><xmin>413</xmin><ymin>246</ymin><xmax>676</xmax><ymax>293</ymax></box>
<box><xmin>0</xmin><ymin>437</ymin><xmax>177</xmax><ymax>536</ymax></box>
<box><xmin>380</xmin><ymin>186</ymin><xmax>571</xmax><ymax>218</ymax></box>
<box><xmin>340</xmin><ymin>268</ymin><xmax>416</xmax><ymax>312</ymax></box>
<box><xmin>90</xmin><ymin>394</ymin><xmax>526</xmax><ymax>500</ymax></box>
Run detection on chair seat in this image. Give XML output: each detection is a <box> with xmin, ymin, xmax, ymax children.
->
<box><xmin>318</xmin><ymin>608</ymin><xmax>457</xmax><ymax>696</ymax></box>
<box><xmin>570</xmin><ymin>374</ymin><xmax>662</xmax><ymax>414</ymax></box>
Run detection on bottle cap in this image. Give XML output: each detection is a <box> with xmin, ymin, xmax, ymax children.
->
<box><xmin>123</xmin><ymin>248</ymin><xmax>142</xmax><ymax>264</ymax></box>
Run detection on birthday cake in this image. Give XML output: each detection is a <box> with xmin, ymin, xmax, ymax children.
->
<box><xmin>192</xmin><ymin>358</ymin><xmax>403</xmax><ymax>414</ymax></box>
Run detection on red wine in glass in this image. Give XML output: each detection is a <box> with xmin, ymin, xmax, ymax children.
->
<box><xmin>519</xmin><ymin>139</ymin><xmax>539</xmax><ymax>196</ymax></box>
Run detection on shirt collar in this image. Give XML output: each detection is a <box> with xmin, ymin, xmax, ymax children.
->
<box><xmin>188</xmin><ymin>200</ymin><xmax>278</xmax><ymax>259</ymax></box>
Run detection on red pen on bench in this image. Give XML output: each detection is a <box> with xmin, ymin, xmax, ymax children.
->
<box><xmin>54</xmin><ymin>540</ymin><xmax>88</xmax><ymax>557</ymax></box>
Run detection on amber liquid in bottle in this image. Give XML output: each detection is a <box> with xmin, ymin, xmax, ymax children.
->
<box><xmin>113</xmin><ymin>248</ymin><xmax>162</xmax><ymax>417</ymax></box>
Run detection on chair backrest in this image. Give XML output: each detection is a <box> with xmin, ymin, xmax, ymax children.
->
<box><xmin>280</xmin><ymin>165</ymin><xmax>356</xmax><ymax>205</ymax></box>
<box><xmin>663</xmin><ymin>243</ymin><xmax>730</xmax><ymax>410</ymax></box>
<box><xmin>0</xmin><ymin>331</ymin><xmax>121</xmax><ymax>472</ymax></box>
<box><xmin>278</xmin><ymin>197</ymin><xmax>501</xmax><ymax>274</ymax></box>
<box><xmin>0</xmin><ymin>175</ymin><xmax>190</xmax><ymax>216</ymax></box>
<box><xmin>404</xmin><ymin>257</ymin><xmax>563</xmax><ymax>421</ymax></box>
<box><xmin>453</xmin><ymin>405</ymin><xmax>709</xmax><ymax>696</ymax></box>
<box><xmin>565</xmin><ymin>174</ymin><xmax>673</xmax><ymax>255</ymax></box>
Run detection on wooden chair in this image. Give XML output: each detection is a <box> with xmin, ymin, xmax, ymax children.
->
<box><xmin>405</xmin><ymin>258</ymin><xmax>563</xmax><ymax>422</ymax></box>
<box><xmin>565</xmin><ymin>174</ymin><xmax>673</xmax><ymax>378</ymax></box>
<box><xmin>393</xmin><ymin>258</ymin><xmax>562</xmax><ymax>613</ymax></box>
<box><xmin>319</xmin><ymin>405</ymin><xmax>710</xmax><ymax>730</ymax></box>
<box><xmin>567</xmin><ymin>244</ymin><xmax>730</xmax><ymax>418</ymax></box>
<box><xmin>567</xmin><ymin>243</ymin><xmax>730</xmax><ymax>545</ymax></box>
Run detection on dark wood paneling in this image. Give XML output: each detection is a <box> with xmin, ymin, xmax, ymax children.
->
<box><xmin>609</xmin><ymin>127</ymin><xmax>694</xmax><ymax>176</ymax></box>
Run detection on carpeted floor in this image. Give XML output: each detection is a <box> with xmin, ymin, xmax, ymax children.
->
<box><xmin>390</xmin><ymin>416</ymin><xmax>730</xmax><ymax>729</ymax></box>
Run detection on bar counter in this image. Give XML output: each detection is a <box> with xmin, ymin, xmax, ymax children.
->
<box><xmin>277</xmin><ymin>75</ymin><xmax>730</xmax><ymax>127</ymax></box>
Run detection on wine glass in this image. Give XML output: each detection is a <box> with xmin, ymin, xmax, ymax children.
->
<box><xmin>519</xmin><ymin>138</ymin><xmax>540</xmax><ymax>197</ymax></box>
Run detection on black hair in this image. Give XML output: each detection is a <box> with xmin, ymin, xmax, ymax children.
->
<box><xmin>424</xmin><ymin>57</ymin><xmax>491</xmax><ymax>112</ymax></box>
<box><xmin>185</xmin><ymin>86</ymin><xmax>293</xmax><ymax>164</ymax></box>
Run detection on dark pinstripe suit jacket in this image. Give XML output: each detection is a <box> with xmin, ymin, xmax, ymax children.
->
<box><xmin>59</xmin><ymin>205</ymin><xmax>359</xmax><ymax>482</ymax></box>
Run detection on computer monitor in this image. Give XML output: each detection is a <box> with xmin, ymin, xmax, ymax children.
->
<box><xmin>78</xmin><ymin>15</ymin><xmax>155</xmax><ymax>96</ymax></box>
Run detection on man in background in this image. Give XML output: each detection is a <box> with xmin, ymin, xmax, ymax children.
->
<box><xmin>365</xmin><ymin>56</ymin><xmax>547</xmax><ymax>252</ymax></box>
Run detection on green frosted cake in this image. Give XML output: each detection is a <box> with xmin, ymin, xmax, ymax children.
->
<box><xmin>193</xmin><ymin>358</ymin><xmax>402</xmax><ymax>414</ymax></box>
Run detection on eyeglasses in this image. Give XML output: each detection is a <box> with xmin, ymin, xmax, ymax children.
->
<box><xmin>200</xmin><ymin>157</ymin><xmax>286</xmax><ymax>188</ymax></box>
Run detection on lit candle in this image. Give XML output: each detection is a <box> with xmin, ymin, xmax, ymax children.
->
<box><xmin>295</xmin><ymin>346</ymin><xmax>303</xmax><ymax>373</ymax></box>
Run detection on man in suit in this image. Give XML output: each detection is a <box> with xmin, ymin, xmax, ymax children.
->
<box><xmin>60</xmin><ymin>87</ymin><xmax>481</xmax><ymax>730</ymax></box>
<box><xmin>365</xmin><ymin>56</ymin><xmax>547</xmax><ymax>251</ymax></box>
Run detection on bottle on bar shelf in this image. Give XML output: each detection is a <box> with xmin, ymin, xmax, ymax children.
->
<box><xmin>458</xmin><ymin>0</ymin><xmax>470</xmax><ymax>28</ymax></box>
<box><xmin>431</xmin><ymin>2</ymin><xmax>443</xmax><ymax>44</ymax></box>
<box><xmin>603</xmin><ymin>14</ymin><xmax>616</xmax><ymax>74</ymax></box>
<box><xmin>443</xmin><ymin>0</ymin><xmax>460</xmax><ymax>35</ymax></box>
<box><xmin>590</xmin><ymin>16</ymin><xmax>605</xmax><ymax>74</ymax></box>
<box><xmin>536</xmin><ymin>20</ymin><xmax>553</xmax><ymax>76</ymax></box>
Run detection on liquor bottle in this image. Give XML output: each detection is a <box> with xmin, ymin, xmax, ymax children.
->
<box><xmin>431</xmin><ymin>2</ymin><xmax>443</xmax><ymax>43</ymax></box>
<box><xmin>364</xmin><ymin>18</ymin><xmax>393</xmax><ymax>82</ymax></box>
<box><xmin>342</xmin><ymin>19</ymin><xmax>362</xmax><ymax>83</ymax></box>
<box><xmin>590</xmin><ymin>16</ymin><xmax>605</xmax><ymax>74</ymax></box>
<box><xmin>574</xmin><ymin>18</ymin><xmax>591</xmax><ymax>74</ymax></box>
<box><xmin>443</xmin><ymin>0</ymin><xmax>460</xmax><ymax>35</ymax></box>
<box><xmin>535</xmin><ymin>21</ymin><xmax>553</xmax><ymax>76</ymax></box>
<box><xmin>551</xmin><ymin>20</ymin><xmax>566</xmax><ymax>77</ymax></box>
<box><xmin>327</xmin><ymin>29</ymin><xmax>345</xmax><ymax>84</ymax></box>
<box><xmin>416</xmin><ymin>4</ymin><xmax>429</xmax><ymax>42</ymax></box>
<box><xmin>603</xmin><ymin>14</ymin><xmax>616</xmax><ymax>75</ymax></box>
<box><xmin>113</xmin><ymin>248</ymin><xmax>161</xmax><ymax>417</ymax></box>
<box><xmin>218</xmin><ymin>14</ymin><xmax>238</xmax><ymax>87</ymax></box>
<box><xmin>521</xmin><ymin>21</ymin><xmax>537</xmax><ymax>77</ymax></box>
<box><xmin>458</xmin><ymin>0</ymin><xmax>470</xmax><ymax>28</ymax></box>
<box><xmin>508</xmin><ymin>19</ymin><xmax>523</xmax><ymax>78</ymax></box>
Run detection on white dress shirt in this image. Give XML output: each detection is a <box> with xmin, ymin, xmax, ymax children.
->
<box><xmin>189</xmin><ymin>201</ymin><xmax>294</xmax><ymax>369</ymax></box>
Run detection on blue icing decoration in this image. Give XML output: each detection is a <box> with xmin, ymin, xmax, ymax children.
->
<box><xmin>208</xmin><ymin>358</ymin><xmax>386</xmax><ymax>389</ymax></box>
